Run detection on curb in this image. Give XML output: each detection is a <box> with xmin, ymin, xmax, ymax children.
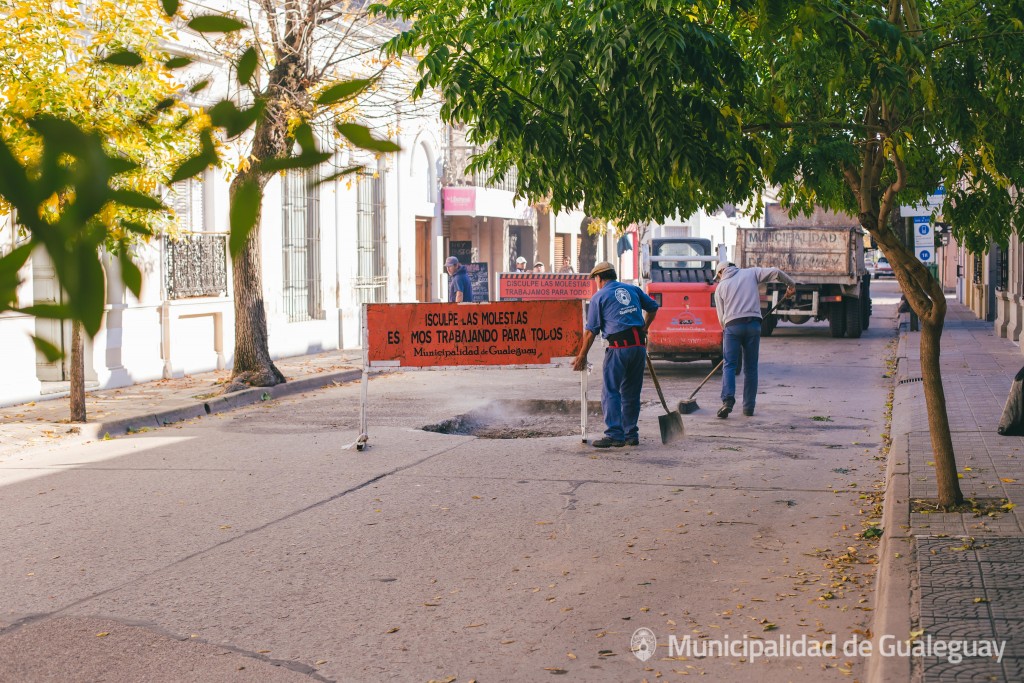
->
<box><xmin>78</xmin><ymin>369</ymin><xmax>363</xmax><ymax>441</ymax></box>
<box><xmin>868</xmin><ymin>314</ymin><xmax>916</xmax><ymax>683</ymax></box>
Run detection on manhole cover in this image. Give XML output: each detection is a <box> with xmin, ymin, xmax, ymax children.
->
<box><xmin>422</xmin><ymin>399</ymin><xmax>603</xmax><ymax>439</ymax></box>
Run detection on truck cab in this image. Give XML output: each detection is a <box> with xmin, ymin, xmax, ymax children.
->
<box><xmin>642</xmin><ymin>238</ymin><xmax>724</xmax><ymax>366</ymax></box>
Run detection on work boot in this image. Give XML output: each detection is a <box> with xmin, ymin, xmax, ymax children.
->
<box><xmin>717</xmin><ymin>398</ymin><xmax>735</xmax><ymax>419</ymax></box>
<box><xmin>593</xmin><ymin>437</ymin><xmax>625</xmax><ymax>448</ymax></box>
<box><xmin>743</xmin><ymin>407</ymin><xmax>754</xmax><ymax>416</ymax></box>
<box><xmin>625</xmin><ymin>437</ymin><xmax>640</xmax><ymax>446</ymax></box>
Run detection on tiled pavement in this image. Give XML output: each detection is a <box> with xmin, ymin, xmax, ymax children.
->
<box><xmin>894</xmin><ymin>302</ymin><xmax>1024</xmax><ymax>682</ymax></box>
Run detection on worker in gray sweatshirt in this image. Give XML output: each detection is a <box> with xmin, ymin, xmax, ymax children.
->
<box><xmin>713</xmin><ymin>262</ymin><xmax>796</xmax><ymax>418</ymax></box>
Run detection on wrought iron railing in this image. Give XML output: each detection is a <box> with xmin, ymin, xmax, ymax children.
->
<box><xmin>443</xmin><ymin>143</ymin><xmax>519</xmax><ymax>192</ymax></box>
<box><xmin>164</xmin><ymin>233</ymin><xmax>228</xmax><ymax>299</ymax></box>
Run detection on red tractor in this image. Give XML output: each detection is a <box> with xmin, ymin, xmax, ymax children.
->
<box><xmin>642</xmin><ymin>238</ymin><xmax>725</xmax><ymax>367</ymax></box>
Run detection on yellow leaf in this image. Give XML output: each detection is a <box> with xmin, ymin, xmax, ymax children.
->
<box><xmin>386</xmin><ymin>627</ymin><xmax>399</xmax><ymax>634</ymax></box>
<box><xmin>96</xmin><ymin>632</ymin><xmax>110</xmax><ymax>637</ymax></box>
<box><xmin>1001</xmin><ymin>478</ymin><xmax>1016</xmax><ymax>483</ymax></box>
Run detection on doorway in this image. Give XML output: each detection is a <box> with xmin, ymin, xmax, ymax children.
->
<box><xmin>415</xmin><ymin>218</ymin><xmax>432</xmax><ymax>302</ymax></box>
<box><xmin>32</xmin><ymin>250</ymin><xmax>71</xmax><ymax>381</ymax></box>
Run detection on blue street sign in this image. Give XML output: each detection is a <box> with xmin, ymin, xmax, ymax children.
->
<box><xmin>919</xmin><ymin>250</ymin><xmax>931</xmax><ymax>261</ymax></box>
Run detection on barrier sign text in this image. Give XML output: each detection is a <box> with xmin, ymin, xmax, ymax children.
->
<box><xmin>367</xmin><ymin>300</ymin><xmax>583</xmax><ymax>367</ymax></box>
<box><xmin>497</xmin><ymin>273</ymin><xmax>597</xmax><ymax>301</ymax></box>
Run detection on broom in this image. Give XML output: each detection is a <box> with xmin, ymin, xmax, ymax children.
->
<box><xmin>677</xmin><ymin>292</ymin><xmax>793</xmax><ymax>415</ymax></box>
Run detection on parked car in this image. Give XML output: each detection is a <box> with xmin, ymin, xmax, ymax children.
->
<box><xmin>874</xmin><ymin>256</ymin><xmax>894</xmax><ymax>279</ymax></box>
<box><xmin>864</xmin><ymin>255</ymin><xmax>876</xmax><ymax>278</ymax></box>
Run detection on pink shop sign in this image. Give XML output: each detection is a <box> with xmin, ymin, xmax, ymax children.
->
<box><xmin>443</xmin><ymin>187</ymin><xmax>477</xmax><ymax>216</ymax></box>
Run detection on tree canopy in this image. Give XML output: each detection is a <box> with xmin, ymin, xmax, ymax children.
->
<box><xmin>378</xmin><ymin>0</ymin><xmax>763</xmax><ymax>224</ymax></box>
<box><xmin>0</xmin><ymin>0</ymin><xmax>197</xmax><ymax>340</ymax></box>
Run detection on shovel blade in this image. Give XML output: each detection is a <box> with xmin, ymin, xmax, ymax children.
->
<box><xmin>658</xmin><ymin>411</ymin><xmax>685</xmax><ymax>444</ymax></box>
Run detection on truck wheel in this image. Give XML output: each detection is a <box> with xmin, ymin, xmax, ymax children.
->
<box><xmin>861</xmin><ymin>280</ymin><xmax>871</xmax><ymax>330</ymax></box>
<box><xmin>761</xmin><ymin>314</ymin><xmax>778</xmax><ymax>336</ymax></box>
<box><xmin>829</xmin><ymin>302</ymin><xmax>847</xmax><ymax>338</ymax></box>
<box><xmin>845</xmin><ymin>296</ymin><xmax>863</xmax><ymax>338</ymax></box>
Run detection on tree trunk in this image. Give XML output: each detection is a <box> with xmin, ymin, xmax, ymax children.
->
<box><xmin>69</xmin><ymin>321</ymin><xmax>86</xmax><ymax>423</ymax></box>
<box><xmin>872</xmin><ymin>224</ymin><xmax>964</xmax><ymax>508</ymax></box>
<box><xmin>225</xmin><ymin>57</ymin><xmax>305</xmax><ymax>392</ymax></box>
<box><xmin>920</xmin><ymin>316</ymin><xmax>963</xmax><ymax>507</ymax></box>
<box><xmin>226</xmin><ymin>167</ymin><xmax>286</xmax><ymax>392</ymax></box>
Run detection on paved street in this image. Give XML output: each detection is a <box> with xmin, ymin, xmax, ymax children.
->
<box><xmin>0</xmin><ymin>283</ymin><xmax>902</xmax><ymax>682</ymax></box>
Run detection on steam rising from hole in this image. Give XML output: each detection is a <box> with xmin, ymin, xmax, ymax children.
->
<box><xmin>422</xmin><ymin>399</ymin><xmax>603</xmax><ymax>439</ymax></box>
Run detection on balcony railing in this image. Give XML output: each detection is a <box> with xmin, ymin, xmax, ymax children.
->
<box><xmin>165</xmin><ymin>233</ymin><xmax>229</xmax><ymax>299</ymax></box>
<box><xmin>443</xmin><ymin>144</ymin><xmax>519</xmax><ymax>193</ymax></box>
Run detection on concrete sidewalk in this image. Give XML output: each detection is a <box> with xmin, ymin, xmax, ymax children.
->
<box><xmin>0</xmin><ymin>350</ymin><xmax>363</xmax><ymax>460</ymax></box>
<box><xmin>874</xmin><ymin>300</ymin><xmax>1024</xmax><ymax>682</ymax></box>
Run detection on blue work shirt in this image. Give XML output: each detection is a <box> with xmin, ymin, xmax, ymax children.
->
<box><xmin>448</xmin><ymin>265</ymin><xmax>473</xmax><ymax>303</ymax></box>
<box><xmin>586</xmin><ymin>280</ymin><xmax>659</xmax><ymax>337</ymax></box>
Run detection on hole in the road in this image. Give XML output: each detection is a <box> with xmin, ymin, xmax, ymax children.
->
<box><xmin>422</xmin><ymin>399</ymin><xmax>603</xmax><ymax>439</ymax></box>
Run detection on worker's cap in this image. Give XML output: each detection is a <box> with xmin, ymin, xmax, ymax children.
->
<box><xmin>715</xmin><ymin>261</ymin><xmax>735</xmax><ymax>276</ymax></box>
<box><xmin>444</xmin><ymin>256</ymin><xmax>459</xmax><ymax>267</ymax></box>
<box><xmin>534</xmin><ymin>261</ymin><xmax>544</xmax><ymax>268</ymax></box>
<box><xmin>515</xmin><ymin>256</ymin><xmax>527</xmax><ymax>264</ymax></box>
<box><xmin>589</xmin><ymin>261</ymin><xmax>615</xmax><ymax>277</ymax></box>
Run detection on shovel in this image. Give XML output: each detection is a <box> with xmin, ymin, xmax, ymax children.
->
<box><xmin>646</xmin><ymin>356</ymin><xmax>685</xmax><ymax>444</ymax></box>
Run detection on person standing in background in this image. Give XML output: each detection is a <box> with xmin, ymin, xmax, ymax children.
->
<box><xmin>445</xmin><ymin>256</ymin><xmax>473</xmax><ymax>303</ymax></box>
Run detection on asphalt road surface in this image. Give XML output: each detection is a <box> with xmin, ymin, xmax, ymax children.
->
<box><xmin>0</xmin><ymin>281</ymin><xmax>903</xmax><ymax>682</ymax></box>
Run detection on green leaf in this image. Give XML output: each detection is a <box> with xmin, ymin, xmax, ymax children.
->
<box><xmin>32</xmin><ymin>336</ymin><xmax>64</xmax><ymax>363</ymax></box>
<box><xmin>73</xmin><ymin>249</ymin><xmax>106</xmax><ymax>337</ymax></box>
<box><xmin>119</xmin><ymin>251</ymin><xmax>143</xmax><ymax>298</ymax></box>
<box><xmin>165</xmin><ymin>57</ymin><xmax>192</xmax><ymax>69</ymax></box>
<box><xmin>111</xmin><ymin>190</ymin><xmax>164</xmax><ymax>211</ymax></box>
<box><xmin>237</xmin><ymin>47</ymin><xmax>258</xmax><ymax>85</ymax></box>
<box><xmin>0</xmin><ymin>243</ymin><xmax>34</xmax><ymax>308</ymax></box>
<box><xmin>208</xmin><ymin>100</ymin><xmax>266</xmax><ymax>138</ymax></box>
<box><xmin>316</xmin><ymin>79</ymin><xmax>373</xmax><ymax>105</ymax></box>
<box><xmin>187</xmin><ymin>15</ymin><xmax>247</xmax><ymax>33</ymax></box>
<box><xmin>229</xmin><ymin>180</ymin><xmax>261</xmax><ymax>257</ymax></box>
<box><xmin>161</xmin><ymin>0</ymin><xmax>179</xmax><ymax>16</ymax></box>
<box><xmin>19</xmin><ymin>304</ymin><xmax>73</xmax><ymax>319</ymax></box>
<box><xmin>169</xmin><ymin>151</ymin><xmax>216</xmax><ymax>184</ymax></box>
<box><xmin>189</xmin><ymin>80</ymin><xmax>210</xmax><ymax>94</ymax></box>
<box><xmin>103</xmin><ymin>51</ymin><xmax>144</xmax><ymax>67</ymax></box>
<box><xmin>316</xmin><ymin>165</ymin><xmax>364</xmax><ymax>185</ymax></box>
<box><xmin>336</xmin><ymin>123</ymin><xmax>401</xmax><ymax>153</ymax></box>
<box><xmin>260</xmin><ymin>153</ymin><xmax>332</xmax><ymax>173</ymax></box>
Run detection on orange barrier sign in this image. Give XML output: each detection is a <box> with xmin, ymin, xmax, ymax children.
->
<box><xmin>367</xmin><ymin>300</ymin><xmax>583</xmax><ymax>367</ymax></box>
<box><xmin>497</xmin><ymin>273</ymin><xmax>597</xmax><ymax>301</ymax></box>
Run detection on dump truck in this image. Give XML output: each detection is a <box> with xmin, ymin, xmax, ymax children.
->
<box><xmin>734</xmin><ymin>222</ymin><xmax>871</xmax><ymax>338</ymax></box>
<box><xmin>641</xmin><ymin>237</ymin><xmax>725</xmax><ymax>365</ymax></box>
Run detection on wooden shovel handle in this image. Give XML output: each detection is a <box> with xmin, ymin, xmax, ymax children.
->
<box><xmin>645</xmin><ymin>355</ymin><xmax>672</xmax><ymax>414</ymax></box>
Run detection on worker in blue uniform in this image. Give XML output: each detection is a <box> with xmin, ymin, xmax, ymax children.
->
<box><xmin>573</xmin><ymin>261</ymin><xmax>660</xmax><ymax>447</ymax></box>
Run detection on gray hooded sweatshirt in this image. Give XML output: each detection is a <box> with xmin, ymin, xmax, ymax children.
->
<box><xmin>714</xmin><ymin>265</ymin><xmax>796</xmax><ymax>327</ymax></box>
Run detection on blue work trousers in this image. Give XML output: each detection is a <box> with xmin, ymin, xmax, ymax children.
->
<box><xmin>602</xmin><ymin>346</ymin><xmax>646</xmax><ymax>441</ymax></box>
<box><xmin>721</xmin><ymin>320</ymin><xmax>761</xmax><ymax>411</ymax></box>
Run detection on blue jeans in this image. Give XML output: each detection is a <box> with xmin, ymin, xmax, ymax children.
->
<box><xmin>602</xmin><ymin>346</ymin><xmax>646</xmax><ymax>441</ymax></box>
<box><xmin>721</xmin><ymin>320</ymin><xmax>761</xmax><ymax>411</ymax></box>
